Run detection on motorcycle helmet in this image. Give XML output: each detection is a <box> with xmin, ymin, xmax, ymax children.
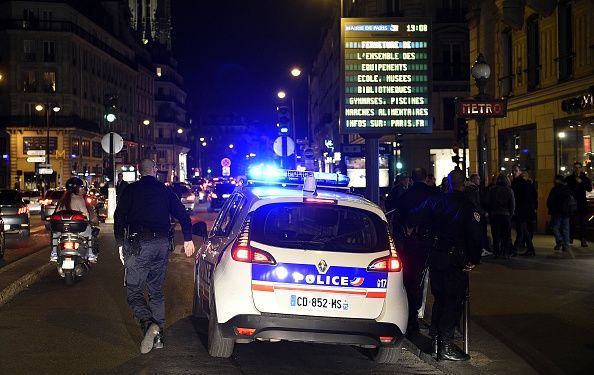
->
<box><xmin>65</xmin><ymin>177</ymin><xmax>85</xmax><ymax>193</ymax></box>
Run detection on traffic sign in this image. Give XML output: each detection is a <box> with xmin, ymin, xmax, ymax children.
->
<box><xmin>101</xmin><ymin>132</ymin><xmax>124</xmax><ymax>154</ymax></box>
<box><xmin>39</xmin><ymin>163</ymin><xmax>52</xmax><ymax>168</ymax></box>
<box><xmin>38</xmin><ymin>168</ymin><xmax>53</xmax><ymax>175</ymax></box>
<box><xmin>27</xmin><ymin>156</ymin><xmax>46</xmax><ymax>163</ymax></box>
<box><xmin>27</xmin><ymin>150</ymin><xmax>46</xmax><ymax>156</ymax></box>
<box><xmin>273</xmin><ymin>136</ymin><xmax>295</xmax><ymax>157</ymax></box>
<box><xmin>221</xmin><ymin>158</ymin><xmax>231</xmax><ymax>167</ymax></box>
<box><xmin>222</xmin><ymin>166</ymin><xmax>231</xmax><ymax>176</ymax></box>
<box><xmin>303</xmin><ymin>147</ymin><xmax>314</xmax><ymax>159</ymax></box>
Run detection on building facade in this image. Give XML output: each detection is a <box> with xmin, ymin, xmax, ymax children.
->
<box><xmin>467</xmin><ymin>0</ymin><xmax>594</xmax><ymax>231</ymax></box>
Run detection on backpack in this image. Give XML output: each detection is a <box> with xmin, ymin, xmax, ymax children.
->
<box><xmin>562</xmin><ymin>192</ymin><xmax>578</xmax><ymax>216</ymax></box>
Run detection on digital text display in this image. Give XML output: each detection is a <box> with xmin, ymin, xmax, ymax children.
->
<box><xmin>341</xmin><ymin>19</ymin><xmax>432</xmax><ymax>134</ymax></box>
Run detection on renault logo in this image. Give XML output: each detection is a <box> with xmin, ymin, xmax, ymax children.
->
<box><xmin>317</xmin><ymin>260</ymin><xmax>329</xmax><ymax>274</ymax></box>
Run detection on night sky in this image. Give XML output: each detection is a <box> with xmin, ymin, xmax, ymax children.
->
<box><xmin>171</xmin><ymin>0</ymin><xmax>336</xmax><ymax>135</ymax></box>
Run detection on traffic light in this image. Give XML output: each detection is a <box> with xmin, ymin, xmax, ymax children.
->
<box><xmin>456</xmin><ymin>118</ymin><xmax>468</xmax><ymax>141</ymax></box>
<box><xmin>104</xmin><ymin>94</ymin><xmax>118</xmax><ymax>123</ymax></box>
<box><xmin>277</xmin><ymin>106</ymin><xmax>291</xmax><ymax>134</ymax></box>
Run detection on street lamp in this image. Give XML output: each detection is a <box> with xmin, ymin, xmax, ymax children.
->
<box><xmin>172</xmin><ymin>128</ymin><xmax>183</xmax><ymax>180</ymax></box>
<box><xmin>35</xmin><ymin>103</ymin><xmax>60</xmax><ymax>188</ymax></box>
<box><xmin>471</xmin><ymin>53</ymin><xmax>491</xmax><ymax>189</ymax></box>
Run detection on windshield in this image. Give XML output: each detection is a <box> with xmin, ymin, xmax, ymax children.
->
<box><xmin>0</xmin><ymin>190</ymin><xmax>25</xmax><ymax>205</ymax></box>
<box><xmin>250</xmin><ymin>203</ymin><xmax>389</xmax><ymax>253</ymax></box>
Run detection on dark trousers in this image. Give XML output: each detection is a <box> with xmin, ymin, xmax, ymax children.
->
<box><xmin>490</xmin><ymin>214</ymin><xmax>513</xmax><ymax>256</ymax></box>
<box><xmin>514</xmin><ymin>220</ymin><xmax>535</xmax><ymax>252</ymax></box>
<box><xmin>570</xmin><ymin>212</ymin><xmax>588</xmax><ymax>242</ymax></box>
<box><xmin>399</xmin><ymin>238</ymin><xmax>430</xmax><ymax>331</ymax></box>
<box><xmin>429</xmin><ymin>266</ymin><xmax>468</xmax><ymax>342</ymax></box>
<box><xmin>125</xmin><ymin>237</ymin><xmax>170</xmax><ymax>328</ymax></box>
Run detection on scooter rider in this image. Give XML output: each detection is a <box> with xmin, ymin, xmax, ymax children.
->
<box><xmin>50</xmin><ymin>177</ymin><xmax>99</xmax><ymax>262</ymax></box>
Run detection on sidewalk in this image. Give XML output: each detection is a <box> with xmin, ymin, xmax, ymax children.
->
<box><xmin>0</xmin><ymin>228</ymin><xmax>588</xmax><ymax>373</ymax></box>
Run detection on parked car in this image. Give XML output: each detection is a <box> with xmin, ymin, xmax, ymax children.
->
<box><xmin>0</xmin><ymin>189</ymin><xmax>31</xmax><ymax>239</ymax></box>
<box><xmin>170</xmin><ymin>182</ymin><xmax>196</xmax><ymax>212</ymax></box>
<box><xmin>40</xmin><ymin>189</ymin><xmax>66</xmax><ymax>220</ymax></box>
<box><xmin>207</xmin><ymin>182</ymin><xmax>236</xmax><ymax>212</ymax></box>
<box><xmin>21</xmin><ymin>190</ymin><xmax>42</xmax><ymax>214</ymax></box>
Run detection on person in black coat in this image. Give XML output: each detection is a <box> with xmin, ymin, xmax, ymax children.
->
<box><xmin>511</xmin><ymin>166</ymin><xmax>537</xmax><ymax>256</ymax></box>
<box><xmin>565</xmin><ymin>162</ymin><xmax>592</xmax><ymax>247</ymax></box>
<box><xmin>547</xmin><ymin>175</ymin><xmax>574</xmax><ymax>257</ymax></box>
<box><xmin>407</xmin><ymin>169</ymin><xmax>482</xmax><ymax>361</ymax></box>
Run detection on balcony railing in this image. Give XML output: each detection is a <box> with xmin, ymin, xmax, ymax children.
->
<box><xmin>2</xmin><ymin>115</ymin><xmax>100</xmax><ymax>133</ymax></box>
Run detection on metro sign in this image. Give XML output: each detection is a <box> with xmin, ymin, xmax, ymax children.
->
<box><xmin>456</xmin><ymin>99</ymin><xmax>508</xmax><ymax>118</ymax></box>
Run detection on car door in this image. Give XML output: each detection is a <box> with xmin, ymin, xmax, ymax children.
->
<box><xmin>199</xmin><ymin>194</ymin><xmax>245</xmax><ymax>311</ymax></box>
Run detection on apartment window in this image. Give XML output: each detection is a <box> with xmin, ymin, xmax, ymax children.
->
<box><xmin>42</xmin><ymin>71</ymin><xmax>56</xmax><ymax>92</ymax></box>
<box><xmin>557</xmin><ymin>1</ymin><xmax>573</xmax><ymax>81</ymax></box>
<box><xmin>22</xmin><ymin>71</ymin><xmax>37</xmax><ymax>92</ymax></box>
<box><xmin>439</xmin><ymin>43</ymin><xmax>463</xmax><ymax>80</ymax></box>
<box><xmin>386</xmin><ymin>0</ymin><xmax>401</xmax><ymax>16</ymax></box>
<box><xmin>23</xmin><ymin>103</ymin><xmax>36</xmax><ymax>118</ymax></box>
<box><xmin>23</xmin><ymin>40</ymin><xmax>35</xmax><ymax>61</ymax></box>
<box><xmin>43</xmin><ymin>41</ymin><xmax>55</xmax><ymax>62</ymax></box>
<box><xmin>442</xmin><ymin>98</ymin><xmax>456</xmax><ymax>130</ymax></box>
<box><xmin>81</xmin><ymin>140</ymin><xmax>90</xmax><ymax>157</ymax></box>
<box><xmin>92</xmin><ymin>142</ymin><xmax>102</xmax><ymax>158</ymax></box>
<box><xmin>156</xmin><ymin>67</ymin><xmax>162</xmax><ymax>77</ymax></box>
<box><xmin>500</xmin><ymin>29</ymin><xmax>513</xmax><ymax>97</ymax></box>
<box><xmin>41</xmin><ymin>10</ymin><xmax>53</xmax><ymax>29</ymax></box>
<box><xmin>71</xmin><ymin>138</ymin><xmax>80</xmax><ymax>156</ymax></box>
<box><xmin>526</xmin><ymin>16</ymin><xmax>540</xmax><ymax>90</ymax></box>
<box><xmin>22</xmin><ymin>9</ymin><xmax>35</xmax><ymax>29</ymax></box>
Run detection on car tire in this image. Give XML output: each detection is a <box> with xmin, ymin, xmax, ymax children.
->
<box><xmin>369</xmin><ymin>344</ymin><xmax>403</xmax><ymax>364</ymax></box>
<box><xmin>207</xmin><ymin>298</ymin><xmax>234</xmax><ymax>358</ymax></box>
<box><xmin>20</xmin><ymin>229</ymin><xmax>30</xmax><ymax>240</ymax></box>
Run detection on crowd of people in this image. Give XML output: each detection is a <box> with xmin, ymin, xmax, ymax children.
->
<box><xmin>384</xmin><ymin>162</ymin><xmax>592</xmax><ymax>361</ymax></box>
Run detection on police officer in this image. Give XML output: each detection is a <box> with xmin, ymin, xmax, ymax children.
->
<box><xmin>408</xmin><ymin>169</ymin><xmax>482</xmax><ymax>361</ymax></box>
<box><xmin>393</xmin><ymin>167</ymin><xmax>441</xmax><ymax>335</ymax></box>
<box><xmin>114</xmin><ymin>158</ymin><xmax>194</xmax><ymax>354</ymax></box>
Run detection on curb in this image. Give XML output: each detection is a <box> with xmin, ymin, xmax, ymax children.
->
<box><xmin>0</xmin><ymin>263</ymin><xmax>54</xmax><ymax>308</ymax></box>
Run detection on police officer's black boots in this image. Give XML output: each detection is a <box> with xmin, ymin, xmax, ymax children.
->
<box><xmin>438</xmin><ymin>341</ymin><xmax>470</xmax><ymax>361</ymax></box>
<box><xmin>140</xmin><ymin>320</ymin><xmax>160</xmax><ymax>354</ymax></box>
<box><xmin>154</xmin><ymin>329</ymin><xmax>164</xmax><ymax>349</ymax></box>
<box><xmin>431</xmin><ymin>335</ymin><xmax>439</xmax><ymax>359</ymax></box>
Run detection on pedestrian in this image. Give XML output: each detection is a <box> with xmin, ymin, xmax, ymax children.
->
<box><xmin>465</xmin><ymin>174</ymin><xmax>491</xmax><ymax>256</ymax></box>
<box><xmin>393</xmin><ymin>167</ymin><xmax>441</xmax><ymax>336</ymax></box>
<box><xmin>510</xmin><ymin>166</ymin><xmax>537</xmax><ymax>256</ymax></box>
<box><xmin>385</xmin><ymin>172</ymin><xmax>410</xmax><ymax>236</ymax></box>
<box><xmin>439</xmin><ymin>176</ymin><xmax>449</xmax><ymax>192</ymax></box>
<box><xmin>486</xmin><ymin>173</ymin><xmax>515</xmax><ymax>258</ymax></box>
<box><xmin>116</xmin><ymin>172</ymin><xmax>129</xmax><ymax>202</ymax></box>
<box><xmin>427</xmin><ymin>173</ymin><xmax>437</xmax><ymax>187</ymax></box>
<box><xmin>546</xmin><ymin>174</ymin><xmax>575</xmax><ymax>258</ymax></box>
<box><xmin>50</xmin><ymin>177</ymin><xmax>99</xmax><ymax>263</ymax></box>
<box><xmin>408</xmin><ymin>169</ymin><xmax>482</xmax><ymax>361</ymax></box>
<box><xmin>114</xmin><ymin>158</ymin><xmax>195</xmax><ymax>354</ymax></box>
<box><xmin>565</xmin><ymin>162</ymin><xmax>592</xmax><ymax>247</ymax></box>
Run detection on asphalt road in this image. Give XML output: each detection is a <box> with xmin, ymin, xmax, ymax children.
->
<box><xmin>0</xmin><ymin>210</ymin><xmax>440</xmax><ymax>375</ymax></box>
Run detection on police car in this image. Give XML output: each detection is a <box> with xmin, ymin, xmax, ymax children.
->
<box><xmin>192</xmin><ymin>166</ymin><xmax>408</xmax><ymax>363</ymax></box>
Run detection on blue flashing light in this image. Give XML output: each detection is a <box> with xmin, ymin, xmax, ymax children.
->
<box><xmin>2</xmin><ymin>154</ymin><xmax>8</xmax><ymax>160</ymax></box>
<box><xmin>280</xmin><ymin>127</ymin><xmax>289</xmax><ymax>134</ymax></box>
<box><xmin>247</xmin><ymin>165</ymin><xmax>349</xmax><ymax>187</ymax></box>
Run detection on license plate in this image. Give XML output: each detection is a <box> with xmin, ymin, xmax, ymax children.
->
<box><xmin>290</xmin><ymin>294</ymin><xmax>349</xmax><ymax>311</ymax></box>
<box><xmin>62</xmin><ymin>258</ymin><xmax>75</xmax><ymax>270</ymax></box>
<box><xmin>3</xmin><ymin>225</ymin><xmax>9</xmax><ymax>230</ymax></box>
<box><xmin>222</xmin><ymin>194</ymin><xmax>231</xmax><ymax>198</ymax></box>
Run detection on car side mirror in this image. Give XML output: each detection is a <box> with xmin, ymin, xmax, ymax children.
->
<box><xmin>192</xmin><ymin>221</ymin><xmax>208</xmax><ymax>239</ymax></box>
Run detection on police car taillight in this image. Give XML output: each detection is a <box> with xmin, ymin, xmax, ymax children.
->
<box><xmin>230</xmin><ymin>217</ymin><xmax>276</xmax><ymax>265</ymax></box>
<box><xmin>367</xmin><ymin>256</ymin><xmax>401</xmax><ymax>272</ymax></box>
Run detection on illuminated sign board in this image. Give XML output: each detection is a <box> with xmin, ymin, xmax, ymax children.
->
<box><xmin>340</xmin><ymin>18</ymin><xmax>432</xmax><ymax>134</ymax></box>
<box><xmin>456</xmin><ymin>99</ymin><xmax>508</xmax><ymax>118</ymax></box>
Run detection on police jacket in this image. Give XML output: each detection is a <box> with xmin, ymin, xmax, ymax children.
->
<box><xmin>114</xmin><ymin>176</ymin><xmax>192</xmax><ymax>247</ymax></box>
<box><xmin>395</xmin><ymin>182</ymin><xmax>441</xmax><ymax>237</ymax></box>
<box><xmin>565</xmin><ymin>173</ymin><xmax>592</xmax><ymax>213</ymax></box>
<box><xmin>408</xmin><ymin>190</ymin><xmax>482</xmax><ymax>265</ymax></box>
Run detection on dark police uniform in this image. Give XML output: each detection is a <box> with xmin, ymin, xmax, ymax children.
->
<box><xmin>394</xmin><ymin>181</ymin><xmax>441</xmax><ymax>333</ymax></box>
<box><xmin>114</xmin><ymin>175</ymin><xmax>192</xmax><ymax>333</ymax></box>
<box><xmin>408</xmin><ymin>190</ymin><xmax>482</xmax><ymax>360</ymax></box>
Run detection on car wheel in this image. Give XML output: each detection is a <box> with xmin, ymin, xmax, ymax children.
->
<box><xmin>369</xmin><ymin>344</ymin><xmax>403</xmax><ymax>364</ymax></box>
<box><xmin>0</xmin><ymin>232</ymin><xmax>5</xmax><ymax>259</ymax></box>
<box><xmin>207</xmin><ymin>298</ymin><xmax>234</xmax><ymax>358</ymax></box>
<box><xmin>20</xmin><ymin>229</ymin><xmax>30</xmax><ymax>240</ymax></box>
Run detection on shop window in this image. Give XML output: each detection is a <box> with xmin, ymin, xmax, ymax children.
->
<box><xmin>498</xmin><ymin>126</ymin><xmax>537</xmax><ymax>174</ymax></box>
<box><xmin>555</xmin><ymin>121</ymin><xmax>594</xmax><ymax>176</ymax></box>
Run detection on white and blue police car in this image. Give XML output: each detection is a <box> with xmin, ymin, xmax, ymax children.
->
<box><xmin>192</xmin><ymin>166</ymin><xmax>408</xmax><ymax>363</ymax></box>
